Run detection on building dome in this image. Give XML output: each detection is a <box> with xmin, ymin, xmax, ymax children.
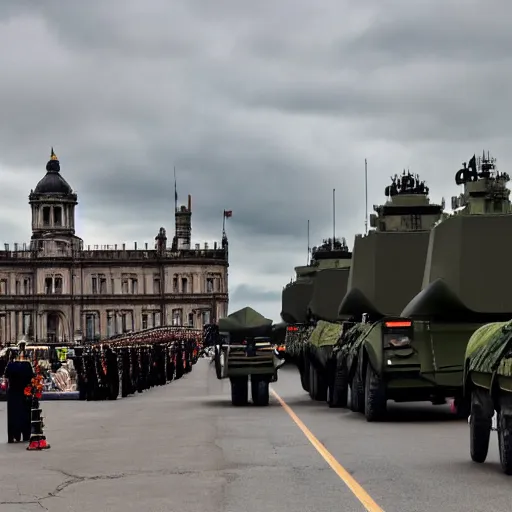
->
<box><xmin>33</xmin><ymin>148</ymin><xmax>73</xmax><ymax>195</ymax></box>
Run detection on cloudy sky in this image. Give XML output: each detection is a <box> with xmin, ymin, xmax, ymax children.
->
<box><xmin>0</xmin><ymin>0</ymin><xmax>509</xmax><ymax>321</ymax></box>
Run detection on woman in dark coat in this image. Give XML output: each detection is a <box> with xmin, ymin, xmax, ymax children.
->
<box><xmin>4</xmin><ymin>347</ymin><xmax>35</xmax><ymax>443</ymax></box>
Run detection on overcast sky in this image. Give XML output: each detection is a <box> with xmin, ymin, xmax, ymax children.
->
<box><xmin>0</xmin><ymin>0</ymin><xmax>510</xmax><ymax>322</ymax></box>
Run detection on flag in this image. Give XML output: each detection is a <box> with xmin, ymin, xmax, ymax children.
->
<box><xmin>223</xmin><ymin>210</ymin><xmax>233</xmax><ymax>218</ymax></box>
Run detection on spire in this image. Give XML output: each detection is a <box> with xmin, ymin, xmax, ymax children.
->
<box><xmin>50</xmin><ymin>147</ymin><xmax>58</xmax><ymax>161</ymax></box>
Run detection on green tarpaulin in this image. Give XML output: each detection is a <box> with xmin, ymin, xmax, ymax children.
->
<box><xmin>467</xmin><ymin>320</ymin><xmax>512</xmax><ymax>377</ymax></box>
<box><xmin>219</xmin><ymin>307</ymin><xmax>273</xmax><ymax>336</ymax></box>
<box><xmin>309</xmin><ymin>320</ymin><xmax>343</xmax><ymax>348</ymax></box>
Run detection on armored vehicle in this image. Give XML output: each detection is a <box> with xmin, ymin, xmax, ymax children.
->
<box><xmin>463</xmin><ymin>321</ymin><xmax>512</xmax><ymax>474</ymax></box>
<box><xmin>204</xmin><ymin>307</ymin><xmax>284</xmax><ymax>406</ymax></box>
<box><xmin>280</xmin><ymin>238</ymin><xmax>352</xmax><ymax>397</ymax></box>
<box><xmin>332</xmin><ymin>171</ymin><xmax>444</xmax><ymax>419</ymax></box>
<box><xmin>397</xmin><ymin>152</ymin><xmax>512</xmax><ymax>422</ymax></box>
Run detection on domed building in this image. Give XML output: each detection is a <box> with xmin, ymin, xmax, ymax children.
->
<box><xmin>0</xmin><ymin>150</ymin><xmax>229</xmax><ymax>344</ymax></box>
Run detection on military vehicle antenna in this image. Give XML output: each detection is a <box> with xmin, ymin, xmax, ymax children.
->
<box><xmin>364</xmin><ymin>158</ymin><xmax>368</xmax><ymax>235</ymax></box>
<box><xmin>307</xmin><ymin>219</ymin><xmax>310</xmax><ymax>265</ymax></box>
<box><xmin>332</xmin><ymin>188</ymin><xmax>336</xmax><ymax>250</ymax></box>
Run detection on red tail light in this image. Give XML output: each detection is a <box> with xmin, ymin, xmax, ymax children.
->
<box><xmin>287</xmin><ymin>326</ymin><xmax>298</xmax><ymax>332</ymax></box>
<box><xmin>384</xmin><ymin>321</ymin><xmax>412</xmax><ymax>328</ymax></box>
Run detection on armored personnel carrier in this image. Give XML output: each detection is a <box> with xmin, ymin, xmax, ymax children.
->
<box><xmin>396</xmin><ymin>152</ymin><xmax>512</xmax><ymax>426</ymax></box>
<box><xmin>280</xmin><ymin>238</ymin><xmax>351</xmax><ymax>397</ymax></box>
<box><xmin>204</xmin><ymin>307</ymin><xmax>284</xmax><ymax>406</ymax></box>
<box><xmin>332</xmin><ymin>170</ymin><xmax>444</xmax><ymax>419</ymax></box>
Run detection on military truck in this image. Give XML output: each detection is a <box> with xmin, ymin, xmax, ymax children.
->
<box><xmin>280</xmin><ymin>238</ymin><xmax>351</xmax><ymax>399</ymax></box>
<box><xmin>204</xmin><ymin>307</ymin><xmax>284</xmax><ymax>406</ymax></box>
<box><xmin>463</xmin><ymin>321</ymin><xmax>512</xmax><ymax>474</ymax></box>
<box><xmin>332</xmin><ymin>171</ymin><xmax>445</xmax><ymax>420</ymax></box>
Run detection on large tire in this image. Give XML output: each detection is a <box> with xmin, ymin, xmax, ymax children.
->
<box><xmin>469</xmin><ymin>390</ymin><xmax>491</xmax><ymax>463</ymax></box>
<box><xmin>230</xmin><ymin>377</ymin><xmax>248</xmax><ymax>406</ymax></box>
<box><xmin>498</xmin><ymin>411</ymin><xmax>512</xmax><ymax>474</ymax></box>
<box><xmin>350</xmin><ymin>369</ymin><xmax>365</xmax><ymax>413</ymax></box>
<box><xmin>309</xmin><ymin>362</ymin><xmax>327</xmax><ymax>401</ymax></box>
<box><xmin>251</xmin><ymin>376</ymin><xmax>269</xmax><ymax>406</ymax></box>
<box><xmin>364</xmin><ymin>361</ymin><xmax>386</xmax><ymax>421</ymax></box>
<box><xmin>328</xmin><ymin>358</ymin><xmax>348</xmax><ymax>408</ymax></box>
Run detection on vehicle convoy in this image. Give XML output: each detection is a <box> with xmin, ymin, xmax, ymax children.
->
<box><xmin>464</xmin><ymin>320</ymin><xmax>512</xmax><ymax>474</ymax></box>
<box><xmin>204</xmin><ymin>306</ymin><xmax>285</xmax><ymax>406</ymax></box>
<box><xmin>280</xmin><ymin>238</ymin><xmax>351</xmax><ymax>397</ymax></box>
<box><xmin>333</xmin><ymin>153</ymin><xmax>512</xmax><ymax>422</ymax></box>
<box><xmin>332</xmin><ymin>170</ymin><xmax>445</xmax><ymax>419</ymax></box>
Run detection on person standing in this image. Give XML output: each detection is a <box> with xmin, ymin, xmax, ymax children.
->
<box><xmin>4</xmin><ymin>343</ymin><xmax>35</xmax><ymax>443</ymax></box>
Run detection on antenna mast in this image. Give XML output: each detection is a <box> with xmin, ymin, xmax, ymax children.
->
<box><xmin>332</xmin><ymin>188</ymin><xmax>336</xmax><ymax>250</ymax></box>
<box><xmin>364</xmin><ymin>159</ymin><xmax>368</xmax><ymax>235</ymax></box>
<box><xmin>307</xmin><ymin>219</ymin><xmax>310</xmax><ymax>265</ymax></box>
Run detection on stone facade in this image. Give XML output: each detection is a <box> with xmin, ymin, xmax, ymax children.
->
<box><xmin>0</xmin><ymin>150</ymin><xmax>229</xmax><ymax>344</ymax></box>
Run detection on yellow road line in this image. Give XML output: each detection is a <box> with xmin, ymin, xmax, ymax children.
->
<box><xmin>270</xmin><ymin>389</ymin><xmax>384</xmax><ymax>512</ymax></box>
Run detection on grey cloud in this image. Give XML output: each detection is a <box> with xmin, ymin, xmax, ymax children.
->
<box><xmin>1</xmin><ymin>0</ymin><xmax>511</xmax><ymax>317</ymax></box>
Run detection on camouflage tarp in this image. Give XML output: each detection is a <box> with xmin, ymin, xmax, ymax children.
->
<box><xmin>467</xmin><ymin>320</ymin><xmax>512</xmax><ymax>377</ymax></box>
<box><xmin>339</xmin><ymin>323</ymin><xmax>372</xmax><ymax>355</ymax></box>
<box><xmin>308</xmin><ymin>269</ymin><xmax>350</xmax><ymax>322</ymax></box>
<box><xmin>281</xmin><ymin>282</ymin><xmax>314</xmax><ymax>324</ymax></box>
<box><xmin>285</xmin><ymin>325</ymin><xmax>314</xmax><ymax>357</ymax></box>
<box><xmin>219</xmin><ymin>307</ymin><xmax>273</xmax><ymax>337</ymax></box>
<box><xmin>309</xmin><ymin>320</ymin><xmax>343</xmax><ymax>348</ymax></box>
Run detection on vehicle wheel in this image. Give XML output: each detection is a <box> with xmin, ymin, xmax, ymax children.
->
<box><xmin>350</xmin><ymin>370</ymin><xmax>365</xmax><ymax>413</ymax></box>
<box><xmin>498</xmin><ymin>411</ymin><xmax>512</xmax><ymax>474</ymax></box>
<box><xmin>364</xmin><ymin>361</ymin><xmax>387</xmax><ymax>422</ymax></box>
<box><xmin>469</xmin><ymin>390</ymin><xmax>491</xmax><ymax>463</ymax></box>
<box><xmin>309</xmin><ymin>362</ymin><xmax>327</xmax><ymax>401</ymax></box>
<box><xmin>329</xmin><ymin>359</ymin><xmax>348</xmax><ymax>408</ymax></box>
<box><xmin>251</xmin><ymin>377</ymin><xmax>269</xmax><ymax>406</ymax></box>
<box><xmin>231</xmin><ymin>377</ymin><xmax>248</xmax><ymax>406</ymax></box>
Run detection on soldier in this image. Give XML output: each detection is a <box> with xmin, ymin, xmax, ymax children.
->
<box><xmin>4</xmin><ymin>341</ymin><xmax>35</xmax><ymax>443</ymax></box>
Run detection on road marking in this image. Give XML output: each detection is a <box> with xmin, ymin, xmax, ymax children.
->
<box><xmin>271</xmin><ymin>389</ymin><xmax>384</xmax><ymax>512</ymax></box>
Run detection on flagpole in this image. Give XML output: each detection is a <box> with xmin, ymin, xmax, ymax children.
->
<box><xmin>364</xmin><ymin>159</ymin><xmax>368</xmax><ymax>235</ymax></box>
<box><xmin>222</xmin><ymin>211</ymin><xmax>226</xmax><ymax>234</ymax></box>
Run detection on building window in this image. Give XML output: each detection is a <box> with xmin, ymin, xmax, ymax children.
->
<box><xmin>206</xmin><ymin>278</ymin><xmax>214</xmax><ymax>293</ymax></box>
<box><xmin>85</xmin><ymin>314</ymin><xmax>95</xmax><ymax>341</ymax></box>
<box><xmin>43</xmin><ymin>206</ymin><xmax>51</xmax><ymax>226</ymax></box>
<box><xmin>153</xmin><ymin>312</ymin><xmax>160</xmax><ymax>328</ymax></box>
<box><xmin>107</xmin><ymin>313</ymin><xmax>114</xmax><ymax>338</ymax></box>
<box><xmin>0</xmin><ymin>279</ymin><xmax>7</xmax><ymax>295</ymax></box>
<box><xmin>15</xmin><ymin>280</ymin><xmax>21</xmax><ymax>295</ymax></box>
<box><xmin>153</xmin><ymin>276</ymin><xmax>160</xmax><ymax>294</ymax></box>
<box><xmin>130</xmin><ymin>278</ymin><xmax>138</xmax><ymax>294</ymax></box>
<box><xmin>188</xmin><ymin>312</ymin><xmax>194</xmax><ymax>327</ymax></box>
<box><xmin>44</xmin><ymin>276</ymin><xmax>53</xmax><ymax>295</ymax></box>
<box><xmin>99</xmin><ymin>276</ymin><xmax>107</xmax><ymax>294</ymax></box>
<box><xmin>172</xmin><ymin>275</ymin><xmax>178</xmax><ymax>293</ymax></box>
<box><xmin>22</xmin><ymin>313</ymin><xmax>31</xmax><ymax>335</ymax></box>
<box><xmin>172</xmin><ymin>309</ymin><xmax>182</xmax><ymax>326</ymax></box>
<box><xmin>54</xmin><ymin>207</ymin><xmax>62</xmax><ymax>226</ymax></box>
<box><xmin>92</xmin><ymin>277</ymin><xmax>98</xmax><ymax>294</ymax></box>
<box><xmin>142</xmin><ymin>314</ymin><xmax>148</xmax><ymax>330</ymax></box>
<box><xmin>121</xmin><ymin>313</ymin><xmax>127</xmax><ymax>333</ymax></box>
<box><xmin>181</xmin><ymin>277</ymin><xmax>188</xmax><ymax>294</ymax></box>
<box><xmin>54</xmin><ymin>276</ymin><xmax>63</xmax><ymax>294</ymax></box>
<box><xmin>23</xmin><ymin>278</ymin><xmax>30</xmax><ymax>295</ymax></box>
<box><xmin>201</xmin><ymin>310</ymin><xmax>211</xmax><ymax>326</ymax></box>
<box><xmin>122</xmin><ymin>279</ymin><xmax>128</xmax><ymax>294</ymax></box>
<box><xmin>111</xmin><ymin>278</ymin><xmax>115</xmax><ymax>294</ymax></box>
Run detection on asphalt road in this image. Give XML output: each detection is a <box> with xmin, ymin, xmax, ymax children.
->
<box><xmin>0</xmin><ymin>361</ymin><xmax>509</xmax><ymax>512</ymax></box>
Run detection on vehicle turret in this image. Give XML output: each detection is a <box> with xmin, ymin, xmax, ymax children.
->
<box><xmin>339</xmin><ymin>171</ymin><xmax>443</xmax><ymax>319</ymax></box>
<box><xmin>403</xmin><ymin>152</ymin><xmax>512</xmax><ymax>320</ymax></box>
